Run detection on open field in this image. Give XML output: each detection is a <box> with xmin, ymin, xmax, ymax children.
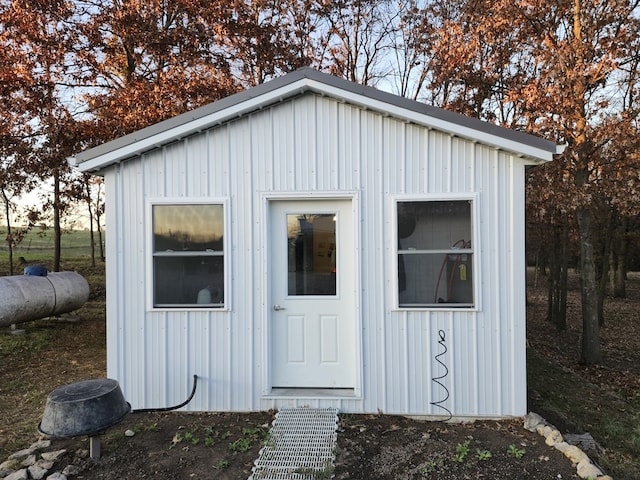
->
<box><xmin>0</xmin><ymin>229</ymin><xmax>99</xmax><ymax>270</ymax></box>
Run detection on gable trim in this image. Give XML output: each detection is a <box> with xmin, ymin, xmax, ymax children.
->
<box><xmin>70</xmin><ymin>68</ymin><xmax>562</xmax><ymax>173</ymax></box>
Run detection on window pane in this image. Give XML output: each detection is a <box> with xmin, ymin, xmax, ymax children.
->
<box><xmin>153</xmin><ymin>204</ymin><xmax>223</xmax><ymax>252</ymax></box>
<box><xmin>287</xmin><ymin>213</ymin><xmax>336</xmax><ymax>295</ymax></box>
<box><xmin>398</xmin><ymin>201</ymin><xmax>471</xmax><ymax>250</ymax></box>
<box><xmin>398</xmin><ymin>253</ymin><xmax>473</xmax><ymax>306</ymax></box>
<box><xmin>154</xmin><ymin>256</ymin><xmax>224</xmax><ymax>307</ymax></box>
<box><xmin>397</xmin><ymin>200</ymin><xmax>473</xmax><ymax>308</ymax></box>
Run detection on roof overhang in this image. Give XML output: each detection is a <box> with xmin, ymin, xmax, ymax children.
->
<box><xmin>69</xmin><ymin>68</ymin><xmax>563</xmax><ymax>174</ymax></box>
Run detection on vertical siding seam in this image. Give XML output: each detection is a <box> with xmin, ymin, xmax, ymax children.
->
<box><xmin>493</xmin><ymin>148</ymin><xmax>503</xmax><ymax>415</ymax></box>
<box><xmin>269</xmin><ymin>109</ymin><xmax>275</xmax><ymax>191</ymax></box>
<box><xmin>446</xmin><ymin>135</ymin><xmax>453</xmax><ymax>193</ymax></box>
<box><xmin>403</xmin><ymin>312</ymin><xmax>409</xmax><ymax>412</ymax></box>
<box><xmin>424</xmin><ymin>129</ymin><xmax>430</xmax><ymax>192</ymax></box>
<box><xmin>183</xmin><ymin>137</ymin><xmax>189</xmax><ymax>197</ymax></box>
<box><xmin>292</xmin><ymin>102</ymin><xmax>297</xmax><ymax>190</ymax></box>
<box><xmin>248</xmin><ymin>118</ymin><xmax>256</xmax><ymax>408</ymax></box>
<box><xmin>471</xmin><ymin>143</ymin><xmax>477</xmax><ymax>192</ymax></box>
<box><xmin>508</xmin><ymin>156</ymin><xmax>515</xmax><ymax>412</ymax></box>
<box><xmin>225</xmin><ymin>123</ymin><xmax>234</xmax><ymax>408</ymax></box>
<box><xmin>333</xmin><ymin>100</ymin><xmax>340</xmax><ymax>189</ymax></box>
<box><xmin>140</xmin><ymin>157</ymin><xmax>148</xmax><ymax>407</ymax></box>
<box><xmin>205</xmin><ymin>130</ymin><xmax>211</xmax><ymax>196</ymax></box>
<box><xmin>313</xmin><ymin>95</ymin><xmax>319</xmax><ymax>190</ymax></box>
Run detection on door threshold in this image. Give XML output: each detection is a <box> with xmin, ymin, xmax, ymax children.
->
<box><xmin>266</xmin><ymin>387</ymin><xmax>357</xmax><ymax>398</ymax></box>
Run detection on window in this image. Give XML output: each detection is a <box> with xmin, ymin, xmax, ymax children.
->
<box><xmin>152</xmin><ymin>204</ymin><xmax>224</xmax><ymax>308</ymax></box>
<box><xmin>397</xmin><ymin>200</ymin><xmax>474</xmax><ymax>308</ymax></box>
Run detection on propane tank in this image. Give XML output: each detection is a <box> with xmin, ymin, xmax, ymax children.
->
<box><xmin>0</xmin><ymin>272</ymin><xmax>90</xmax><ymax>327</ymax></box>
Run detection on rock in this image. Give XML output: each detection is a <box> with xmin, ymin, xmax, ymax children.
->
<box><xmin>553</xmin><ymin>441</ymin><xmax>571</xmax><ymax>453</ymax></box>
<box><xmin>28</xmin><ymin>465</ymin><xmax>50</xmax><ymax>480</ymax></box>
<box><xmin>564</xmin><ymin>433</ymin><xmax>603</xmax><ymax>454</ymax></box>
<box><xmin>74</xmin><ymin>449</ymin><xmax>89</xmax><ymax>460</ymax></box>
<box><xmin>524</xmin><ymin>412</ymin><xmax>545</xmax><ymax>432</ymax></box>
<box><xmin>124</xmin><ymin>429</ymin><xmax>136</xmax><ymax>437</ymax></box>
<box><xmin>29</xmin><ymin>440</ymin><xmax>51</xmax><ymax>452</ymax></box>
<box><xmin>561</xmin><ymin>444</ymin><xmax>590</xmax><ymax>466</ymax></box>
<box><xmin>8</xmin><ymin>449</ymin><xmax>34</xmax><ymax>461</ymax></box>
<box><xmin>544</xmin><ymin>428</ymin><xmax>563</xmax><ymax>446</ymax></box>
<box><xmin>62</xmin><ymin>465</ymin><xmax>79</xmax><ymax>476</ymax></box>
<box><xmin>0</xmin><ymin>459</ymin><xmax>19</xmax><ymax>471</ymax></box>
<box><xmin>0</xmin><ymin>469</ymin><xmax>16</xmax><ymax>479</ymax></box>
<box><xmin>20</xmin><ymin>455</ymin><xmax>36</xmax><ymax>467</ymax></box>
<box><xmin>45</xmin><ymin>473</ymin><xmax>67</xmax><ymax>480</ymax></box>
<box><xmin>4</xmin><ymin>469</ymin><xmax>28</xmax><ymax>480</ymax></box>
<box><xmin>576</xmin><ymin>459</ymin><xmax>603</xmax><ymax>479</ymax></box>
<box><xmin>536</xmin><ymin>424</ymin><xmax>554</xmax><ymax>438</ymax></box>
<box><xmin>40</xmin><ymin>450</ymin><xmax>66</xmax><ymax>462</ymax></box>
<box><xmin>35</xmin><ymin>459</ymin><xmax>54</xmax><ymax>471</ymax></box>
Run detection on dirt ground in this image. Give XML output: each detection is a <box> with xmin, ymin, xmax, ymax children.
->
<box><xmin>40</xmin><ymin>409</ymin><xmax>581</xmax><ymax>480</ymax></box>
<box><xmin>3</xmin><ymin>262</ymin><xmax>635</xmax><ymax>479</ymax></box>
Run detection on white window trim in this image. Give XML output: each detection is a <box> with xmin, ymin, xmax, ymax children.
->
<box><xmin>392</xmin><ymin>193</ymin><xmax>481</xmax><ymax>311</ymax></box>
<box><xmin>146</xmin><ymin>197</ymin><xmax>230</xmax><ymax>312</ymax></box>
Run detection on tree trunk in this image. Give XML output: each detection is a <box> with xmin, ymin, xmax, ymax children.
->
<box><xmin>613</xmin><ymin>216</ymin><xmax>627</xmax><ymax>298</ymax></box>
<box><xmin>1</xmin><ymin>188</ymin><xmax>14</xmax><ymax>276</ymax></box>
<box><xmin>596</xmin><ymin>207</ymin><xmax>616</xmax><ymax>327</ymax></box>
<box><xmin>597</xmin><ymin>221</ymin><xmax>611</xmax><ymax>327</ymax></box>
<box><xmin>576</xmin><ymin>205</ymin><xmax>602</xmax><ymax>365</ymax></box>
<box><xmin>547</xmin><ymin>217</ymin><xmax>568</xmax><ymax>330</ymax></box>
<box><xmin>53</xmin><ymin>169</ymin><xmax>62</xmax><ymax>272</ymax></box>
<box><xmin>86</xmin><ymin>179</ymin><xmax>96</xmax><ymax>268</ymax></box>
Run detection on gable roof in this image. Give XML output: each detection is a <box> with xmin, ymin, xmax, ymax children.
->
<box><xmin>70</xmin><ymin>68</ymin><xmax>563</xmax><ymax>173</ymax></box>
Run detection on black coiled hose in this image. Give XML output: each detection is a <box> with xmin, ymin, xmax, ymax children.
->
<box><xmin>430</xmin><ymin>330</ymin><xmax>452</xmax><ymax>421</ymax></box>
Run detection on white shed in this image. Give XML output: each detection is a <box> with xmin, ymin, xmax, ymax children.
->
<box><xmin>71</xmin><ymin>68</ymin><xmax>561</xmax><ymax>418</ymax></box>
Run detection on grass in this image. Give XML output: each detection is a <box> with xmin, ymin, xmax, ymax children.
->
<box><xmin>528</xmin><ymin>349</ymin><xmax>640</xmax><ymax>479</ymax></box>
<box><xmin>0</xmin><ymin>228</ymin><xmax>99</xmax><ymax>274</ymax></box>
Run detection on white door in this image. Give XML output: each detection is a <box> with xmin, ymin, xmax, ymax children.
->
<box><xmin>270</xmin><ymin>200</ymin><xmax>356</xmax><ymax>388</ymax></box>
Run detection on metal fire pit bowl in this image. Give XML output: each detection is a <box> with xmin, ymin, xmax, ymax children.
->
<box><xmin>39</xmin><ymin>378</ymin><xmax>130</xmax><ymax>439</ymax></box>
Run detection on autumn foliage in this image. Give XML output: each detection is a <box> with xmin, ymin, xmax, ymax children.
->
<box><xmin>1</xmin><ymin>0</ymin><xmax>639</xmax><ymax>363</ymax></box>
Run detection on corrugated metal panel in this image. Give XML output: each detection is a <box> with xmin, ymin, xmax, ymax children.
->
<box><xmin>106</xmin><ymin>91</ymin><xmax>529</xmax><ymax>417</ymax></box>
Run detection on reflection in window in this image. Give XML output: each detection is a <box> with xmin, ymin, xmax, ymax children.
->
<box><xmin>287</xmin><ymin>214</ymin><xmax>336</xmax><ymax>296</ymax></box>
<box><xmin>152</xmin><ymin>204</ymin><xmax>224</xmax><ymax>307</ymax></box>
<box><xmin>397</xmin><ymin>200</ymin><xmax>474</xmax><ymax>308</ymax></box>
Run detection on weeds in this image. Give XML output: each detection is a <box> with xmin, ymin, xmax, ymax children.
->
<box><xmin>507</xmin><ymin>444</ymin><xmax>526</xmax><ymax>459</ymax></box>
<box><xmin>475</xmin><ymin>448</ymin><xmax>492</xmax><ymax>461</ymax></box>
<box><xmin>228</xmin><ymin>437</ymin><xmax>253</xmax><ymax>453</ymax></box>
<box><xmin>452</xmin><ymin>439</ymin><xmax>471</xmax><ymax>463</ymax></box>
<box><xmin>419</xmin><ymin>458</ymin><xmax>444</xmax><ymax>476</ymax></box>
<box><xmin>292</xmin><ymin>462</ymin><xmax>334</xmax><ymax>480</ymax></box>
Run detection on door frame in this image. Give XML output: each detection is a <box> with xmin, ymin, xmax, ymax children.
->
<box><xmin>260</xmin><ymin>192</ymin><xmax>362</xmax><ymax>398</ymax></box>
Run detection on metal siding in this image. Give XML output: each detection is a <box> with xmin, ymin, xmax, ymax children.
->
<box><xmin>359</xmin><ymin>111</ymin><xmax>387</xmax><ymax>413</ymax></box>
<box><xmin>336</xmin><ymin>103</ymin><xmax>361</xmax><ymax>190</ymax></box>
<box><xmin>108</xmin><ymin>92</ymin><xmax>529</xmax><ymax>416</ymax></box>
<box><xmin>229</xmin><ymin>116</ymin><xmax>255</xmax><ymax>410</ymax></box>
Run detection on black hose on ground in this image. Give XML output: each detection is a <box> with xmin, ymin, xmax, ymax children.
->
<box><xmin>132</xmin><ymin>374</ymin><xmax>199</xmax><ymax>413</ymax></box>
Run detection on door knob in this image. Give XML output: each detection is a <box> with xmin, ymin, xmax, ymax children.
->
<box><xmin>273</xmin><ymin>304</ymin><xmax>286</xmax><ymax>311</ymax></box>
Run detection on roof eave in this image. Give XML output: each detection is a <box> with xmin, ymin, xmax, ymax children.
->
<box><xmin>69</xmin><ymin>68</ymin><xmax>561</xmax><ymax>173</ymax></box>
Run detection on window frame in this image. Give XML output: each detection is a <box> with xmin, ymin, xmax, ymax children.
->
<box><xmin>393</xmin><ymin>194</ymin><xmax>480</xmax><ymax>311</ymax></box>
<box><xmin>147</xmin><ymin>198</ymin><xmax>229</xmax><ymax>311</ymax></box>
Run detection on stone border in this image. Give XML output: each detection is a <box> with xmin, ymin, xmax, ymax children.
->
<box><xmin>1</xmin><ymin>412</ymin><xmax>613</xmax><ymax>479</ymax></box>
<box><xmin>0</xmin><ymin>439</ymin><xmax>79</xmax><ymax>480</ymax></box>
<box><xmin>524</xmin><ymin>412</ymin><xmax>612</xmax><ymax>480</ymax></box>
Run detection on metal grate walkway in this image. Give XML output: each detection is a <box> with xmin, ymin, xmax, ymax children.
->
<box><xmin>249</xmin><ymin>407</ymin><xmax>339</xmax><ymax>480</ymax></box>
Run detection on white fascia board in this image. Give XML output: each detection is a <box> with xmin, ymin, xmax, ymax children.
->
<box><xmin>304</xmin><ymin>79</ymin><xmax>557</xmax><ymax>162</ymax></box>
<box><xmin>70</xmin><ymin>71</ymin><xmax>560</xmax><ymax>173</ymax></box>
<box><xmin>71</xmin><ymin>79</ymin><xmax>315</xmax><ymax>173</ymax></box>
